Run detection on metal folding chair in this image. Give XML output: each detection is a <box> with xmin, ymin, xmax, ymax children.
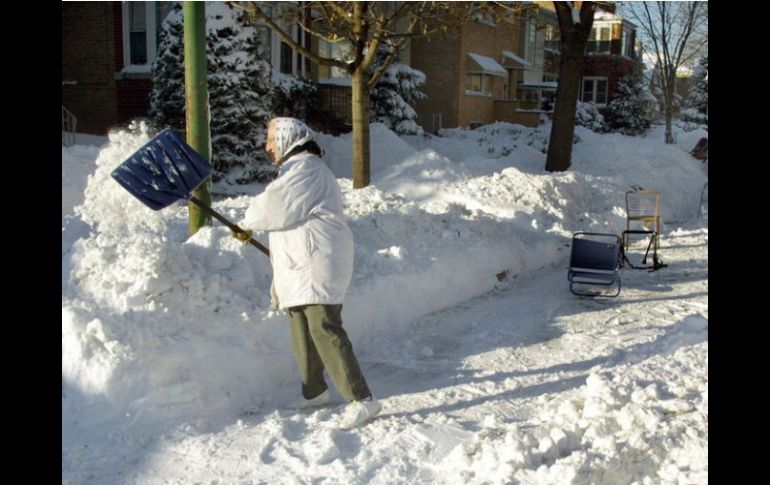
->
<box><xmin>567</xmin><ymin>232</ymin><xmax>623</xmax><ymax>297</ymax></box>
<box><xmin>624</xmin><ymin>189</ymin><xmax>660</xmax><ymax>255</ymax></box>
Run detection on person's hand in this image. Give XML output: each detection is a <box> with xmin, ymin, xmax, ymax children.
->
<box><xmin>232</xmin><ymin>229</ymin><xmax>253</xmax><ymax>243</ymax></box>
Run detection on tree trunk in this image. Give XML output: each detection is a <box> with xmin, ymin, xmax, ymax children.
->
<box><xmin>664</xmin><ymin>85</ymin><xmax>675</xmax><ymax>144</ymax></box>
<box><xmin>664</xmin><ymin>110</ymin><xmax>674</xmax><ymax>144</ymax></box>
<box><xmin>352</xmin><ymin>68</ymin><xmax>371</xmax><ymax>189</ymax></box>
<box><xmin>545</xmin><ymin>43</ymin><xmax>584</xmax><ymax>172</ymax></box>
<box><xmin>545</xmin><ymin>2</ymin><xmax>595</xmax><ymax>172</ymax></box>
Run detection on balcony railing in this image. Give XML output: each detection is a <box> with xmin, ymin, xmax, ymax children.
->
<box><xmin>62</xmin><ymin>105</ymin><xmax>77</xmax><ymax>146</ymax></box>
<box><xmin>585</xmin><ymin>40</ymin><xmax>612</xmax><ymax>55</ymax></box>
<box><xmin>544</xmin><ymin>40</ymin><xmax>561</xmax><ymax>52</ymax></box>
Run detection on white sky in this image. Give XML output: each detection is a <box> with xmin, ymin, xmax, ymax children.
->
<box><xmin>62</xmin><ymin>119</ymin><xmax>708</xmax><ymax>484</ymax></box>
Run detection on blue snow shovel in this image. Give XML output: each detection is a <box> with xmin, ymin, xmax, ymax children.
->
<box><xmin>111</xmin><ymin>128</ymin><xmax>270</xmax><ymax>257</ymax></box>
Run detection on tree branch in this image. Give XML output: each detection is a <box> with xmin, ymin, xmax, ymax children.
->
<box><xmin>240</xmin><ymin>3</ymin><xmax>348</xmax><ymax>69</ymax></box>
<box><xmin>366</xmin><ymin>35</ymin><xmax>411</xmax><ymax>90</ymax></box>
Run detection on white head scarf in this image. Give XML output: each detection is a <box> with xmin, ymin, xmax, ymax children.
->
<box><xmin>269</xmin><ymin>117</ymin><xmax>316</xmax><ymax>162</ymax></box>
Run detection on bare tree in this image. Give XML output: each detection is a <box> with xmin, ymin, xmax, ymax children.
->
<box><xmin>622</xmin><ymin>2</ymin><xmax>708</xmax><ymax>144</ymax></box>
<box><xmin>544</xmin><ymin>1</ymin><xmax>598</xmax><ymax>172</ymax></box>
<box><xmin>231</xmin><ymin>1</ymin><xmax>485</xmax><ymax>188</ymax></box>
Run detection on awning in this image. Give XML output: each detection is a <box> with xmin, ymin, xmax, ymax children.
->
<box><xmin>518</xmin><ymin>81</ymin><xmax>558</xmax><ymax>91</ymax></box>
<box><xmin>502</xmin><ymin>50</ymin><xmax>531</xmax><ymax>70</ymax></box>
<box><xmin>467</xmin><ymin>53</ymin><xmax>507</xmax><ymax>77</ymax></box>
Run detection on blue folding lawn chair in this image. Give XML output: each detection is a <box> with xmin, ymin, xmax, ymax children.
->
<box><xmin>111</xmin><ymin>128</ymin><xmax>270</xmax><ymax>256</ymax></box>
<box><xmin>567</xmin><ymin>232</ymin><xmax>623</xmax><ymax>297</ymax></box>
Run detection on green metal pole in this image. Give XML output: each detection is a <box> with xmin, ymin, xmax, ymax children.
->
<box><xmin>183</xmin><ymin>1</ymin><xmax>212</xmax><ymax>236</ymax></box>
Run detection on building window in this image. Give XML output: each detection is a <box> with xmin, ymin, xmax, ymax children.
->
<box><xmin>621</xmin><ymin>28</ymin><xmax>635</xmax><ymax>58</ymax></box>
<box><xmin>526</xmin><ymin>18</ymin><xmax>537</xmax><ymax>62</ymax></box>
<box><xmin>254</xmin><ymin>23</ymin><xmax>272</xmax><ymax>61</ymax></box>
<box><xmin>582</xmin><ymin>77</ymin><xmax>608</xmax><ymax>105</ymax></box>
<box><xmin>318</xmin><ymin>39</ymin><xmax>354</xmax><ymax>79</ymax></box>
<box><xmin>280</xmin><ymin>41</ymin><xmax>294</xmax><ymax>74</ymax></box>
<box><xmin>544</xmin><ymin>24</ymin><xmax>560</xmax><ymax>52</ymax></box>
<box><xmin>122</xmin><ymin>2</ymin><xmax>174</xmax><ymax>71</ymax></box>
<box><xmin>128</xmin><ymin>5</ymin><xmax>147</xmax><ymax>64</ymax></box>
<box><xmin>586</xmin><ymin>25</ymin><xmax>611</xmax><ymax>55</ymax></box>
<box><xmin>466</xmin><ymin>73</ymin><xmax>491</xmax><ymax>94</ymax></box>
<box><xmin>255</xmin><ymin>6</ymin><xmax>307</xmax><ymax>79</ymax></box>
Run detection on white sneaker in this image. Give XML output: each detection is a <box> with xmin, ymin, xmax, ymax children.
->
<box><xmin>294</xmin><ymin>389</ymin><xmax>330</xmax><ymax>410</ymax></box>
<box><xmin>339</xmin><ymin>397</ymin><xmax>382</xmax><ymax>430</ymax></box>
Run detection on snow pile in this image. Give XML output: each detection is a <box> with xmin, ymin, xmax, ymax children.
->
<box><xmin>62</xmin><ymin>119</ymin><xmax>707</xmax><ymax>483</ymax></box>
<box><xmin>63</xmin><ymin>123</ymin><xmax>286</xmax><ymax>427</ymax></box>
<box><xmin>62</xmin><ymin>144</ymin><xmax>102</xmax><ymax>217</ymax></box>
<box><xmin>438</xmin><ymin>315</ymin><xmax>707</xmax><ymax>484</ymax></box>
<box><xmin>315</xmin><ymin>122</ymin><xmax>417</xmax><ymax>179</ymax></box>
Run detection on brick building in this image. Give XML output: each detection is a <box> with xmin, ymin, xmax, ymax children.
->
<box><xmin>410</xmin><ymin>10</ymin><xmax>541</xmax><ymax>133</ymax></box>
<box><xmin>62</xmin><ymin>2</ymin><xmax>311</xmax><ymax>137</ymax></box>
<box><xmin>62</xmin><ymin>2</ymin><xmax>639</xmax><ymax>137</ymax></box>
<box><xmin>579</xmin><ymin>11</ymin><xmax>637</xmax><ymax>108</ymax></box>
<box><xmin>62</xmin><ymin>2</ymin><xmax>173</xmax><ymax>135</ymax></box>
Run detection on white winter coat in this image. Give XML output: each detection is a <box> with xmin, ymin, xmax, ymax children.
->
<box><xmin>242</xmin><ymin>152</ymin><xmax>354</xmax><ymax>309</ymax></box>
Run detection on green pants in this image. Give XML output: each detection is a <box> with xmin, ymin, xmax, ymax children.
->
<box><xmin>288</xmin><ymin>304</ymin><xmax>372</xmax><ymax>402</ymax></box>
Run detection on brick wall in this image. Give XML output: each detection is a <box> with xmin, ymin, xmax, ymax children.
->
<box><xmin>411</xmin><ymin>16</ymin><xmax>523</xmax><ymax>131</ymax></box>
<box><xmin>61</xmin><ymin>3</ymin><xmax>118</xmax><ymax>135</ymax></box>
<box><xmin>113</xmin><ymin>2</ymin><xmax>154</xmax><ymax>128</ymax></box>
<box><xmin>113</xmin><ymin>2</ymin><xmax>124</xmax><ymax>71</ymax></box>
<box><xmin>583</xmin><ymin>56</ymin><xmax>634</xmax><ymax>101</ymax></box>
<box><xmin>493</xmin><ymin>100</ymin><xmax>540</xmax><ymax>127</ymax></box>
<box><xmin>62</xmin><ymin>3</ymin><xmax>155</xmax><ymax>135</ymax></box>
<box><xmin>410</xmin><ymin>35</ymin><xmax>461</xmax><ymax>131</ymax></box>
<box><xmin>116</xmin><ymin>79</ymin><xmax>154</xmax><ymax>126</ymax></box>
<box><xmin>457</xmin><ymin>20</ymin><xmax>520</xmax><ymax>127</ymax></box>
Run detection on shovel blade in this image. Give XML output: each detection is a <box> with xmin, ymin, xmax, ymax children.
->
<box><xmin>111</xmin><ymin>128</ymin><xmax>213</xmax><ymax>210</ymax></box>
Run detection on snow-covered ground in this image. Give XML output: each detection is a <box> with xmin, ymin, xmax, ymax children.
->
<box><xmin>62</xmin><ymin>120</ymin><xmax>707</xmax><ymax>484</ymax></box>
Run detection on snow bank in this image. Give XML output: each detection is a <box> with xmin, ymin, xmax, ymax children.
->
<box><xmin>315</xmin><ymin>122</ymin><xmax>416</xmax><ymax>179</ymax></box>
<box><xmin>62</xmin><ymin>120</ymin><xmax>707</xmax><ymax>432</ymax></box>
<box><xmin>438</xmin><ymin>315</ymin><xmax>707</xmax><ymax>484</ymax></box>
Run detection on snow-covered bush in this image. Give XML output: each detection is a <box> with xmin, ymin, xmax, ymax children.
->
<box><xmin>684</xmin><ymin>55</ymin><xmax>708</xmax><ymax>126</ymax></box>
<box><xmin>370</xmin><ymin>45</ymin><xmax>426</xmax><ymax>135</ymax></box>
<box><xmin>575</xmin><ymin>101</ymin><xmax>607</xmax><ymax>132</ymax></box>
<box><xmin>150</xmin><ymin>2</ymin><xmax>274</xmax><ymax>184</ymax></box>
<box><xmin>272</xmin><ymin>72</ymin><xmax>317</xmax><ymax>121</ymax></box>
<box><xmin>604</xmin><ymin>75</ymin><xmax>651</xmax><ymax>136</ymax></box>
<box><xmin>680</xmin><ymin>108</ymin><xmax>708</xmax><ymax>128</ymax></box>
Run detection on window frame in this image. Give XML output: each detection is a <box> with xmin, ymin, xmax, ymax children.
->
<box><xmin>582</xmin><ymin>76</ymin><xmax>608</xmax><ymax>106</ymax></box>
<box><xmin>251</xmin><ymin>7</ymin><xmax>309</xmax><ymax>80</ymax></box>
<box><xmin>465</xmin><ymin>72</ymin><xmax>493</xmax><ymax>96</ymax></box>
<box><xmin>121</xmin><ymin>1</ymin><xmax>171</xmax><ymax>72</ymax></box>
<box><xmin>544</xmin><ymin>24</ymin><xmax>560</xmax><ymax>52</ymax></box>
<box><xmin>318</xmin><ymin>38</ymin><xmax>354</xmax><ymax>79</ymax></box>
<box><xmin>621</xmin><ymin>26</ymin><xmax>635</xmax><ymax>58</ymax></box>
<box><xmin>586</xmin><ymin>24</ymin><xmax>612</xmax><ymax>55</ymax></box>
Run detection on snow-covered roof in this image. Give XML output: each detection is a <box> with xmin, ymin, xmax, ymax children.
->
<box><xmin>594</xmin><ymin>11</ymin><xmax>620</xmax><ymax>21</ymax></box>
<box><xmin>501</xmin><ymin>50</ymin><xmax>531</xmax><ymax>69</ymax></box>
<box><xmin>467</xmin><ymin>53</ymin><xmax>507</xmax><ymax>77</ymax></box>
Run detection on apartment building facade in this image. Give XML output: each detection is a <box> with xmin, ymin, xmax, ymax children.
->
<box><xmin>410</xmin><ymin>10</ymin><xmax>541</xmax><ymax>133</ymax></box>
<box><xmin>62</xmin><ymin>1</ymin><xmax>311</xmax><ymax>136</ymax></box>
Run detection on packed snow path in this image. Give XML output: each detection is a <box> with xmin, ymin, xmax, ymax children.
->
<box><xmin>68</xmin><ymin>221</ymin><xmax>707</xmax><ymax>485</ymax></box>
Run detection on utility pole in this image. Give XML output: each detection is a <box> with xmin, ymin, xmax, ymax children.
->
<box><xmin>183</xmin><ymin>1</ymin><xmax>212</xmax><ymax>235</ymax></box>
